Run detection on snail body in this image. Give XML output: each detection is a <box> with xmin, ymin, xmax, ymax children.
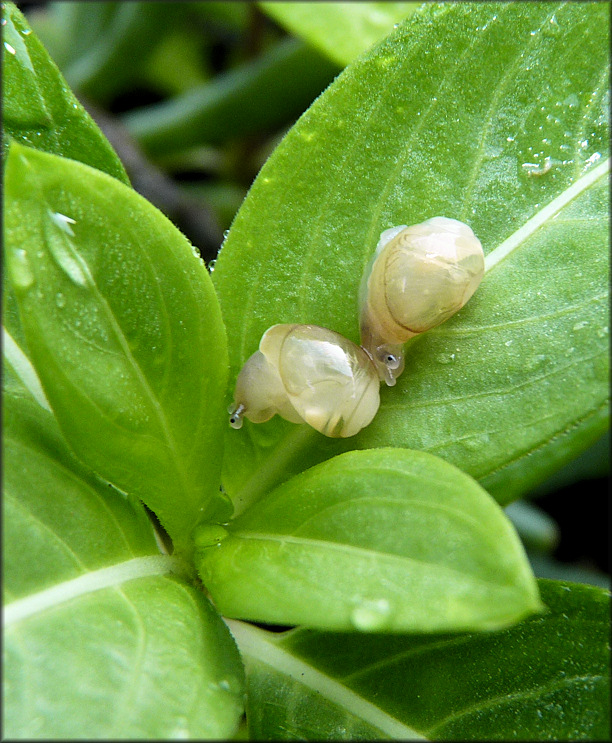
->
<box><xmin>229</xmin><ymin>324</ymin><xmax>380</xmax><ymax>438</ymax></box>
<box><xmin>360</xmin><ymin>216</ymin><xmax>484</xmax><ymax>385</ymax></box>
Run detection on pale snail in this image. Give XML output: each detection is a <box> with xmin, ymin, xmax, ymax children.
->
<box><xmin>228</xmin><ymin>323</ymin><xmax>380</xmax><ymax>438</ymax></box>
<box><xmin>360</xmin><ymin>216</ymin><xmax>485</xmax><ymax>386</ymax></box>
<box><xmin>228</xmin><ymin>216</ymin><xmax>484</xmax><ymax>437</ymax></box>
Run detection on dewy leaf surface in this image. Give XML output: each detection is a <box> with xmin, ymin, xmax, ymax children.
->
<box><xmin>228</xmin><ymin>580</ymin><xmax>610</xmax><ymax>741</ymax></box>
<box><xmin>3</xmin><ymin>393</ymin><xmax>245</xmax><ymax>739</ymax></box>
<box><xmin>259</xmin><ymin>1</ymin><xmax>418</xmax><ymax>67</ymax></box>
<box><xmin>213</xmin><ymin>2</ymin><xmax>610</xmax><ymax>506</ymax></box>
<box><xmin>197</xmin><ymin>449</ymin><xmax>542</xmax><ymax>633</ymax></box>
<box><xmin>4</xmin><ymin>143</ymin><xmax>229</xmax><ymax>553</ymax></box>
<box><xmin>1</xmin><ymin>1</ymin><xmax>129</xmax><ymax>183</ymax></box>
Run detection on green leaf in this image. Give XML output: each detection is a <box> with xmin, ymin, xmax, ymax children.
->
<box><xmin>228</xmin><ymin>580</ymin><xmax>610</xmax><ymax>741</ymax></box>
<box><xmin>4</xmin><ymin>143</ymin><xmax>229</xmax><ymax>555</ymax></box>
<box><xmin>213</xmin><ymin>2</ymin><xmax>610</xmax><ymax>506</ymax></box>
<box><xmin>1</xmin><ymin>2</ymin><xmax>128</xmax><ymax>184</ymax></box>
<box><xmin>124</xmin><ymin>37</ymin><xmax>340</xmax><ymax>155</ymax></box>
<box><xmin>3</xmin><ymin>394</ymin><xmax>244</xmax><ymax>739</ymax></box>
<box><xmin>62</xmin><ymin>2</ymin><xmax>180</xmax><ymax>103</ymax></box>
<box><xmin>197</xmin><ymin>448</ymin><xmax>542</xmax><ymax>632</ymax></box>
<box><xmin>260</xmin><ymin>1</ymin><xmax>419</xmax><ymax>67</ymax></box>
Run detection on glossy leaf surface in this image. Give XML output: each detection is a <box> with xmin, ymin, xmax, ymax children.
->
<box><xmin>2</xmin><ymin>2</ymin><xmax>128</xmax><ymax>183</ymax></box>
<box><xmin>213</xmin><ymin>2</ymin><xmax>610</xmax><ymax>506</ymax></box>
<box><xmin>229</xmin><ymin>580</ymin><xmax>610</xmax><ymax>740</ymax></box>
<box><xmin>197</xmin><ymin>449</ymin><xmax>542</xmax><ymax>632</ymax></box>
<box><xmin>260</xmin><ymin>1</ymin><xmax>418</xmax><ymax>67</ymax></box>
<box><xmin>3</xmin><ymin>392</ymin><xmax>245</xmax><ymax>739</ymax></box>
<box><xmin>4</xmin><ymin>143</ymin><xmax>229</xmax><ymax>554</ymax></box>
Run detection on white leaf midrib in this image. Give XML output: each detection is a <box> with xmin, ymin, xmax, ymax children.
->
<box><xmin>484</xmin><ymin>158</ymin><xmax>610</xmax><ymax>273</ymax></box>
<box><xmin>3</xmin><ymin>554</ymin><xmax>181</xmax><ymax>627</ymax></box>
<box><xmin>226</xmin><ymin>619</ymin><xmax>426</xmax><ymax>740</ymax></box>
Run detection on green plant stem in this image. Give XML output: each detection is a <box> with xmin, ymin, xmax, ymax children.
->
<box><xmin>231</xmin><ymin>425</ymin><xmax>319</xmax><ymax>517</ymax></box>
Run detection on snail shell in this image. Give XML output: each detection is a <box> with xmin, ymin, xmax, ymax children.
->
<box><xmin>229</xmin><ymin>324</ymin><xmax>380</xmax><ymax>438</ymax></box>
<box><xmin>360</xmin><ymin>216</ymin><xmax>485</xmax><ymax>385</ymax></box>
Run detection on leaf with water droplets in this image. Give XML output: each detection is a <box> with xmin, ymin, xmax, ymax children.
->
<box><xmin>197</xmin><ymin>448</ymin><xmax>543</xmax><ymax>632</ymax></box>
<box><xmin>1</xmin><ymin>2</ymin><xmax>128</xmax><ymax>183</ymax></box>
<box><xmin>4</xmin><ymin>143</ymin><xmax>228</xmax><ymax>557</ymax></box>
<box><xmin>230</xmin><ymin>580</ymin><xmax>609</xmax><ymax>740</ymax></box>
<box><xmin>214</xmin><ymin>2</ymin><xmax>609</xmax><ymax>506</ymax></box>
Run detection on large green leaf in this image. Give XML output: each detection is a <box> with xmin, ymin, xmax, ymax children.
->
<box><xmin>260</xmin><ymin>1</ymin><xmax>418</xmax><ymax>67</ymax></box>
<box><xmin>4</xmin><ymin>143</ymin><xmax>229</xmax><ymax>555</ymax></box>
<box><xmin>2</xmin><ymin>394</ymin><xmax>244</xmax><ymax>739</ymax></box>
<box><xmin>197</xmin><ymin>449</ymin><xmax>542</xmax><ymax>632</ymax></box>
<box><xmin>1</xmin><ymin>2</ymin><xmax>128</xmax><ymax>183</ymax></box>
<box><xmin>213</xmin><ymin>2</ymin><xmax>610</xmax><ymax>506</ymax></box>
<box><xmin>228</xmin><ymin>580</ymin><xmax>610</xmax><ymax>740</ymax></box>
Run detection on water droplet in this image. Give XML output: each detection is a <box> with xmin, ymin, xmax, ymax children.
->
<box><xmin>504</xmin><ymin>340</ymin><xmax>513</xmax><ymax>347</ymax></box>
<box><xmin>4</xmin><ymin>41</ymin><xmax>16</xmax><ymax>54</ymax></box>
<box><xmin>208</xmin><ymin>259</ymin><xmax>216</xmax><ymax>273</ymax></box>
<box><xmin>585</xmin><ymin>152</ymin><xmax>601</xmax><ymax>166</ymax></box>
<box><xmin>9</xmin><ymin>248</ymin><xmax>35</xmax><ymax>289</ymax></box>
<box><xmin>217</xmin><ymin>676</ymin><xmax>242</xmax><ymax>695</ymax></box>
<box><xmin>506</xmin><ymin>135</ymin><xmax>515</xmax><ymax>143</ymax></box>
<box><xmin>193</xmin><ymin>524</ymin><xmax>229</xmax><ymax>548</ymax></box>
<box><xmin>350</xmin><ymin>599</ymin><xmax>391</xmax><ymax>631</ymax></box>
<box><xmin>50</xmin><ymin>211</ymin><xmax>76</xmax><ymax>235</ymax></box>
<box><xmin>572</xmin><ymin>321</ymin><xmax>588</xmax><ymax>331</ymax></box>
<box><xmin>522</xmin><ymin>157</ymin><xmax>557</xmax><ymax>177</ymax></box>
<box><xmin>436</xmin><ymin>352</ymin><xmax>456</xmax><ymax>364</ymax></box>
<box><xmin>45</xmin><ymin>213</ymin><xmax>91</xmax><ymax>286</ymax></box>
<box><xmin>596</xmin><ymin>326</ymin><xmax>608</xmax><ymax>338</ymax></box>
<box><xmin>55</xmin><ymin>292</ymin><xmax>66</xmax><ymax>308</ymax></box>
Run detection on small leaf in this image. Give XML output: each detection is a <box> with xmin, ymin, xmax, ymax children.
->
<box><xmin>260</xmin><ymin>1</ymin><xmax>418</xmax><ymax>67</ymax></box>
<box><xmin>214</xmin><ymin>2</ymin><xmax>610</xmax><ymax>505</ymax></box>
<box><xmin>3</xmin><ymin>391</ymin><xmax>244</xmax><ymax>738</ymax></box>
<box><xmin>228</xmin><ymin>580</ymin><xmax>610</xmax><ymax>741</ymax></box>
<box><xmin>4</xmin><ymin>143</ymin><xmax>229</xmax><ymax>554</ymax></box>
<box><xmin>197</xmin><ymin>448</ymin><xmax>542</xmax><ymax>632</ymax></box>
<box><xmin>1</xmin><ymin>2</ymin><xmax>129</xmax><ymax>183</ymax></box>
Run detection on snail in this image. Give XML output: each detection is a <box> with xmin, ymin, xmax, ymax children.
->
<box><xmin>228</xmin><ymin>324</ymin><xmax>380</xmax><ymax>438</ymax></box>
<box><xmin>360</xmin><ymin>216</ymin><xmax>485</xmax><ymax>386</ymax></box>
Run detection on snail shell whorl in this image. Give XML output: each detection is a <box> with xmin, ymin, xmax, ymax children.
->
<box><xmin>229</xmin><ymin>324</ymin><xmax>380</xmax><ymax>438</ymax></box>
<box><xmin>360</xmin><ymin>216</ymin><xmax>484</xmax><ymax>384</ymax></box>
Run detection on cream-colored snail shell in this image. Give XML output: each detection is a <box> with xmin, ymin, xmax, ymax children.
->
<box><xmin>228</xmin><ymin>324</ymin><xmax>380</xmax><ymax>438</ymax></box>
<box><xmin>360</xmin><ymin>216</ymin><xmax>485</xmax><ymax>386</ymax></box>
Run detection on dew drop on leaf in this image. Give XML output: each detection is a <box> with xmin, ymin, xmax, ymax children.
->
<box><xmin>193</xmin><ymin>524</ymin><xmax>229</xmax><ymax>548</ymax></box>
<box><xmin>573</xmin><ymin>321</ymin><xmax>589</xmax><ymax>331</ymax></box>
<box><xmin>9</xmin><ymin>248</ymin><xmax>35</xmax><ymax>290</ymax></box>
<box><xmin>350</xmin><ymin>598</ymin><xmax>391</xmax><ymax>631</ymax></box>
<box><xmin>44</xmin><ymin>213</ymin><xmax>91</xmax><ymax>287</ymax></box>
